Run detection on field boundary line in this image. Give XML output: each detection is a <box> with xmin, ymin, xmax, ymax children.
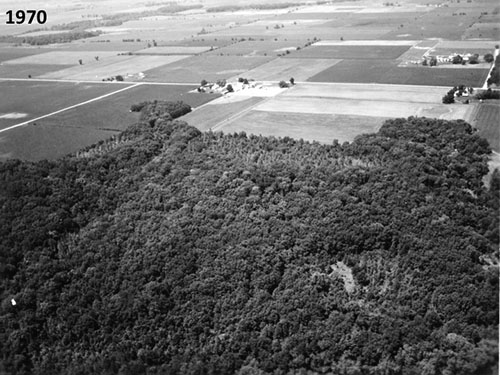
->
<box><xmin>0</xmin><ymin>83</ymin><xmax>142</xmax><ymax>134</ymax></box>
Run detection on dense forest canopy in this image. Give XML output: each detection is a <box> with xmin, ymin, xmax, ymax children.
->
<box><xmin>0</xmin><ymin>106</ymin><xmax>498</xmax><ymax>374</ymax></box>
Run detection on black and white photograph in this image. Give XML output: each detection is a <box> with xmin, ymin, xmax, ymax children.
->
<box><xmin>0</xmin><ymin>0</ymin><xmax>499</xmax><ymax>373</ymax></box>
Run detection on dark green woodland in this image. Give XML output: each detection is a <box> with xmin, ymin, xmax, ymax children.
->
<box><xmin>0</xmin><ymin>104</ymin><xmax>498</xmax><ymax>374</ymax></box>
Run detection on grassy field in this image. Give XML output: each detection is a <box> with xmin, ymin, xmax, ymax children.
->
<box><xmin>287</xmin><ymin>45</ymin><xmax>411</xmax><ymax>59</ymax></box>
<box><xmin>471</xmin><ymin>102</ymin><xmax>500</xmax><ymax>152</ymax></box>
<box><xmin>183</xmin><ymin>96</ymin><xmax>265</xmax><ymax>131</ymax></box>
<box><xmin>3</xmin><ymin>51</ymin><xmax>126</xmax><ymax>65</ymax></box>
<box><xmin>308</xmin><ymin>59</ymin><xmax>490</xmax><ymax>87</ymax></box>
<box><xmin>220</xmin><ymin>110</ymin><xmax>388</xmax><ymax>144</ymax></box>
<box><xmin>40</xmin><ymin>55</ymin><xmax>190</xmax><ymax>80</ymax></box>
<box><xmin>134</xmin><ymin>46</ymin><xmax>213</xmax><ymax>55</ymax></box>
<box><xmin>252</xmin><ymin>96</ymin><xmax>465</xmax><ymax>119</ymax></box>
<box><xmin>283</xmin><ymin>83</ymin><xmax>449</xmax><ymax>103</ymax></box>
<box><xmin>232</xmin><ymin>58</ymin><xmax>341</xmax><ymax>81</ymax></box>
<box><xmin>0</xmin><ymin>84</ymin><xmax>219</xmax><ymax>160</ymax></box>
<box><xmin>0</xmin><ymin>64</ymin><xmax>72</xmax><ymax>79</ymax></box>
<box><xmin>0</xmin><ymin>47</ymin><xmax>55</xmax><ymax>62</ymax></box>
<box><xmin>141</xmin><ymin>55</ymin><xmax>273</xmax><ymax>83</ymax></box>
<box><xmin>0</xmin><ymin>81</ymin><xmax>128</xmax><ymax>130</ymax></box>
<box><xmin>0</xmin><ymin>124</ymin><xmax>117</xmax><ymax>161</ymax></box>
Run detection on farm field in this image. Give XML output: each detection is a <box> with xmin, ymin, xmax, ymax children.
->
<box><xmin>39</xmin><ymin>55</ymin><xmax>190</xmax><ymax>80</ymax></box>
<box><xmin>308</xmin><ymin>59</ymin><xmax>490</xmax><ymax>87</ymax></box>
<box><xmin>0</xmin><ymin>124</ymin><xmax>117</xmax><ymax>161</ymax></box>
<box><xmin>134</xmin><ymin>46</ymin><xmax>213</xmax><ymax>55</ymax></box>
<box><xmin>0</xmin><ymin>47</ymin><xmax>55</xmax><ymax>62</ymax></box>
<box><xmin>204</xmin><ymin>39</ymin><xmax>308</xmax><ymax>57</ymax></box>
<box><xmin>183</xmin><ymin>96</ymin><xmax>266</xmax><ymax>132</ymax></box>
<box><xmin>0</xmin><ymin>0</ymin><xmax>498</xmax><ymax>160</ymax></box>
<box><xmin>471</xmin><ymin>102</ymin><xmax>500</xmax><ymax>152</ymax></box>
<box><xmin>0</xmin><ymin>80</ymin><xmax>131</xmax><ymax>130</ymax></box>
<box><xmin>0</xmin><ymin>64</ymin><xmax>73</xmax><ymax>79</ymax></box>
<box><xmin>283</xmin><ymin>83</ymin><xmax>450</xmax><ymax>103</ymax></box>
<box><xmin>252</xmin><ymin>95</ymin><xmax>474</xmax><ymax>120</ymax></box>
<box><xmin>287</xmin><ymin>45</ymin><xmax>411</xmax><ymax>59</ymax></box>
<box><xmin>141</xmin><ymin>55</ymin><xmax>273</xmax><ymax>83</ymax></box>
<box><xmin>0</xmin><ymin>83</ymin><xmax>218</xmax><ymax>160</ymax></box>
<box><xmin>232</xmin><ymin>58</ymin><xmax>341</xmax><ymax>81</ymax></box>
<box><xmin>2</xmin><ymin>51</ymin><xmax>125</xmax><ymax>66</ymax></box>
<box><xmin>220</xmin><ymin>111</ymin><xmax>388</xmax><ymax>144</ymax></box>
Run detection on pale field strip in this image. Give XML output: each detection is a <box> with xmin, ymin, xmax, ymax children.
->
<box><xmin>2</xmin><ymin>51</ymin><xmax>126</xmax><ymax>65</ymax></box>
<box><xmin>0</xmin><ymin>83</ymin><xmax>141</xmax><ymax>134</ymax></box>
<box><xmin>314</xmin><ymin>40</ymin><xmax>420</xmax><ymax>46</ymax></box>
<box><xmin>219</xmin><ymin>111</ymin><xmax>387</xmax><ymax>144</ymax></box>
<box><xmin>252</xmin><ymin>96</ymin><xmax>473</xmax><ymax>121</ymax></box>
<box><xmin>39</xmin><ymin>55</ymin><xmax>190</xmax><ymax>80</ymax></box>
<box><xmin>229</xmin><ymin>58</ymin><xmax>342</xmax><ymax>82</ymax></box>
<box><xmin>282</xmin><ymin>83</ymin><xmax>453</xmax><ymax>103</ymax></box>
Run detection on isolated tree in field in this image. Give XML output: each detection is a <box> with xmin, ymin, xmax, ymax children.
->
<box><xmin>78</xmin><ymin>59</ymin><xmax>83</xmax><ymax>65</ymax></box>
<box><xmin>484</xmin><ymin>53</ymin><xmax>494</xmax><ymax>63</ymax></box>
<box><xmin>200</xmin><ymin>79</ymin><xmax>208</xmax><ymax>86</ymax></box>
<box><xmin>115</xmin><ymin>75</ymin><xmax>124</xmax><ymax>81</ymax></box>
<box><xmin>94</xmin><ymin>56</ymin><xmax>99</xmax><ymax>61</ymax></box>
<box><xmin>226</xmin><ymin>84</ymin><xmax>234</xmax><ymax>92</ymax></box>
<box><xmin>290</xmin><ymin>77</ymin><xmax>295</xmax><ymax>85</ymax></box>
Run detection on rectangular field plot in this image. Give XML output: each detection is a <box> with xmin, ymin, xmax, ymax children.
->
<box><xmin>0</xmin><ymin>80</ymin><xmax>129</xmax><ymax>130</ymax></box>
<box><xmin>308</xmin><ymin>59</ymin><xmax>490</xmax><ymax>87</ymax></box>
<box><xmin>252</xmin><ymin>95</ymin><xmax>473</xmax><ymax>121</ymax></box>
<box><xmin>0</xmin><ymin>47</ymin><xmax>55</xmax><ymax>63</ymax></box>
<box><xmin>220</xmin><ymin>110</ymin><xmax>388</xmax><ymax>144</ymax></box>
<box><xmin>283</xmin><ymin>83</ymin><xmax>449</xmax><ymax>104</ymax></box>
<box><xmin>141</xmin><ymin>55</ymin><xmax>273</xmax><ymax>83</ymax></box>
<box><xmin>39</xmin><ymin>55</ymin><xmax>189</xmax><ymax>80</ymax></box>
<box><xmin>134</xmin><ymin>46</ymin><xmax>213</xmax><ymax>55</ymax></box>
<box><xmin>183</xmin><ymin>96</ymin><xmax>265</xmax><ymax>131</ymax></box>
<box><xmin>471</xmin><ymin>102</ymin><xmax>500</xmax><ymax>152</ymax></box>
<box><xmin>314</xmin><ymin>40</ymin><xmax>419</xmax><ymax>47</ymax></box>
<box><xmin>0</xmin><ymin>64</ymin><xmax>72</xmax><ymax>79</ymax></box>
<box><xmin>0</xmin><ymin>124</ymin><xmax>118</xmax><ymax>162</ymax></box>
<box><xmin>3</xmin><ymin>51</ymin><xmax>124</xmax><ymax>65</ymax></box>
<box><xmin>232</xmin><ymin>58</ymin><xmax>341</xmax><ymax>81</ymax></box>
<box><xmin>287</xmin><ymin>45</ymin><xmax>410</xmax><ymax>59</ymax></box>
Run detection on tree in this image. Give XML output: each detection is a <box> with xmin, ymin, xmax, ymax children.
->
<box><xmin>452</xmin><ymin>55</ymin><xmax>463</xmax><ymax>64</ymax></box>
<box><xmin>484</xmin><ymin>53</ymin><xmax>494</xmax><ymax>63</ymax></box>
<box><xmin>279</xmin><ymin>81</ymin><xmax>289</xmax><ymax>88</ymax></box>
<box><xmin>442</xmin><ymin>92</ymin><xmax>455</xmax><ymax>104</ymax></box>
<box><xmin>200</xmin><ymin>79</ymin><xmax>208</xmax><ymax>86</ymax></box>
<box><xmin>226</xmin><ymin>84</ymin><xmax>234</xmax><ymax>92</ymax></box>
<box><xmin>422</xmin><ymin>58</ymin><xmax>428</xmax><ymax>66</ymax></box>
<box><xmin>429</xmin><ymin>56</ymin><xmax>437</xmax><ymax>66</ymax></box>
<box><xmin>115</xmin><ymin>75</ymin><xmax>124</xmax><ymax>81</ymax></box>
<box><xmin>290</xmin><ymin>77</ymin><xmax>295</xmax><ymax>85</ymax></box>
<box><xmin>78</xmin><ymin>59</ymin><xmax>83</xmax><ymax>65</ymax></box>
